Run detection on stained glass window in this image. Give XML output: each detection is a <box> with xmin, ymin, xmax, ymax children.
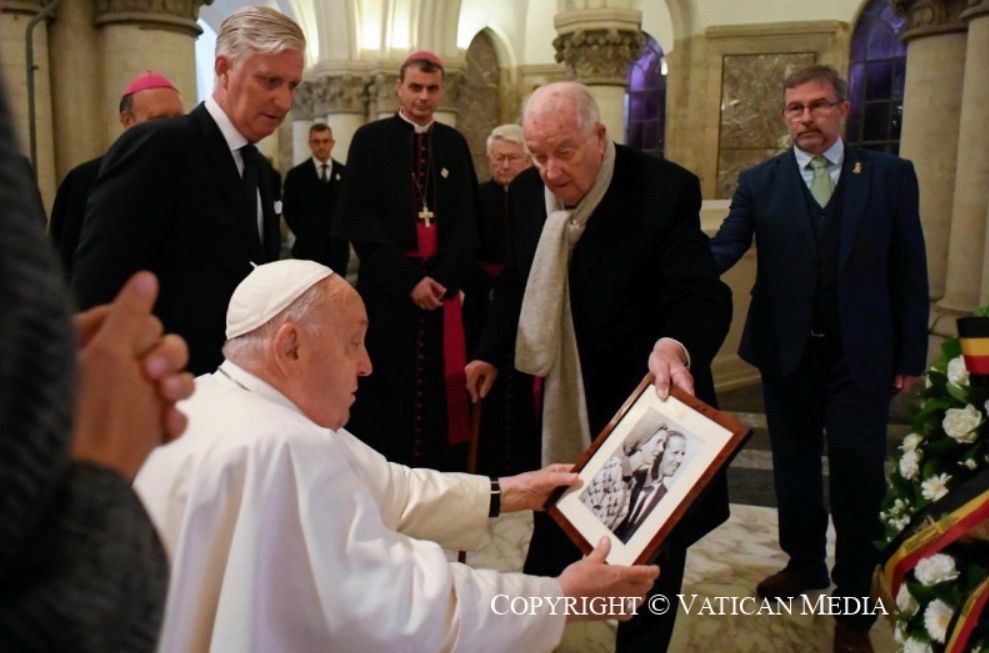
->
<box><xmin>624</xmin><ymin>33</ymin><xmax>666</xmax><ymax>157</ymax></box>
<box><xmin>847</xmin><ymin>0</ymin><xmax>907</xmax><ymax>154</ymax></box>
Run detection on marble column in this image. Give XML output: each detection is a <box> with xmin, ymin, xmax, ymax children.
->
<box><xmin>894</xmin><ymin>0</ymin><xmax>968</xmax><ymax>305</ymax></box>
<box><xmin>2</xmin><ymin>0</ymin><xmax>57</xmax><ymax>211</ymax></box>
<box><xmin>93</xmin><ymin>0</ymin><xmax>210</xmax><ymax>146</ymax></box>
<box><xmin>552</xmin><ymin>7</ymin><xmax>642</xmax><ymax>143</ymax></box>
<box><xmin>48</xmin><ymin>0</ymin><xmax>102</xmax><ymax>178</ymax></box>
<box><xmin>944</xmin><ymin>0</ymin><xmax>989</xmax><ymax>312</ymax></box>
<box><xmin>310</xmin><ymin>73</ymin><xmax>368</xmax><ymax>164</ymax></box>
<box><xmin>290</xmin><ymin>80</ymin><xmax>316</xmax><ymax>167</ymax></box>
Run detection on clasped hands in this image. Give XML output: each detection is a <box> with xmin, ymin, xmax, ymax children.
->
<box><xmin>72</xmin><ymin>272</ymin><xmax>194</xmax><ymax>481</ymax></box>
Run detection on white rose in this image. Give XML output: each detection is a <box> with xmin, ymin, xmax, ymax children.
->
<box><xmin>914</xmin><ymin>553</ymin><xmax>960</xmax><ymax>587</ymax></box>
<box><xmin>924</xmin><ymin>598</ymin><xmax>953</xmax><ymax>644</ymax></box>
<box><xmin>947</xmin><ymin>356</ymin><xmax>969</xmax><ymax>386</ymax></box>
<box><xmin>942</xmin><ymin>404</ymin><xmax>982</xmax><ymax>443</ymax></box>
<box><xmin>900</xmin><ymin>450</ymin><xmax>920</xmax><ymax>480</ymax></box>
<box><xmin>904</xmin><ymin>638</ymin><xmax>934</xmax><ymax>653</ymax></box>
<box><xmin>900</xmin><ymin>432</ymin><xmax>923</xmax><ymax>453</ymax></box>
<box><xmin>896</xmin><ymin>583</ymin><xmax>919</xmax><ymax>617</ymax></box>
<box><xmin>921</xmin><ymin>473</ymin><xmax>952</xmax><ymax>502</ymax></box>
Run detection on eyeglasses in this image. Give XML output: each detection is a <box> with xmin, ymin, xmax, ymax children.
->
<box><xmin>783</xmin><ymin>100</ymin><xmax>842</xmax><ymax>121</ymax></box>
<box><xmin>492</xmin><ymin>154</ymin><xmax>525</xmax><ymax>165</ymax></box>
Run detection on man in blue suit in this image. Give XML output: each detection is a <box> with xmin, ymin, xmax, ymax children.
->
<box><xmin>710</xmin><ymin>65</ymin><xmax>928</xmax><ymax>653</ymax></box>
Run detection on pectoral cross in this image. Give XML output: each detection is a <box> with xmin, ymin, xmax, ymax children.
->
<box><xmin>418</xmin><ymin>204</ymin><xmax>434</xmax><ymax>227</ymax></box>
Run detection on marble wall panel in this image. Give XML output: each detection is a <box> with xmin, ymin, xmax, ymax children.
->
<box><xmin>716</xmin><ymin>52</ymin><xmax>815</xmax><ymax>197</ymax></box>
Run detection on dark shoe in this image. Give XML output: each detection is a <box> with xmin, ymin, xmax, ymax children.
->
<box><xmin>833</xmin><ymin>622</ymin><xmax>873</xmax><ymax>653</ymax></box>
<box><xmin>756</xmin><ymin>567</ymin><xmax>830</xmax><ymax>599</ymax></box>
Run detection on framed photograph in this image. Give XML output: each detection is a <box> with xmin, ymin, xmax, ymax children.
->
<box><xmin>547</xmin><ymin>374</ymin><xmax>751</xmax><ymax>566</ymax></box>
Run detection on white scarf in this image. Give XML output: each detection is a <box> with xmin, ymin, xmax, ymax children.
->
<box><xmin>515</xmin><ymin>140</ymin><xmax>616</xmax><ymax>465</ymax></box>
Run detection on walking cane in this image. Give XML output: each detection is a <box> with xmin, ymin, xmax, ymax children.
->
<box><xmin>458</xmin><ymin>398</ymin><xmax>483</xmax><ymax>564</ymax></box>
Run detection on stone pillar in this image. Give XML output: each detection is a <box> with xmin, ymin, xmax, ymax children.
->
<box><xmin>93</xmin><ymin>0</ymin><xmax>210</xmax><ymax>146</ymax></box>
<box><xmin>894</xmin><ymin>0</ymin><xmax>968</xmax><ymax>304</ymax></box>
<box><xmin>310</xmin><ymin>73</ymin><xmax>368</xmax><ymax>163</ymax></box>
<box><xmin>291</xmin><ymin>80</ymin><xmax>316</xmax><ymax>167</ymax></box>
<box><xmin>49</xmin><ymin>0</ymin><xmax>103</xmax><ymax>178</ymax></box>
<box><xmin>2</xmin><ymin>0</ymin><xmax>57</xmax><ymax>211</ymax></box>
<box><xmin>552</xmin><ymin>7</ymin><xmax>642</xmax><ymax>143</ymax></box>
<box><xmin>943</xmin><ymin>0</ymin><xmax>989</xmax><ymax>312</ymax></box>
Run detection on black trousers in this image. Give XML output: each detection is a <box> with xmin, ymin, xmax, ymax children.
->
<box><xmin>524</xmin><ymin>512</ymin><xmax>687</xmax><ymax>652</ymax></box>
<box><xmin>761</xmin><ymin>336</ymin><xmax>890</xmax><ymax>627</ymax></box>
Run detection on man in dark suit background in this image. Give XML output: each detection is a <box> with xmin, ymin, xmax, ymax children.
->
<box><xmin>49</xmin><ymin>71</ymin><xmax>184</xmax><ymax>280</ymax></box>
<box><xmin>467</xmin><ymin>81</ymin><xmax>731</xmax><ymax>653</ymax></box>
<box><xmin>282</xmin><ymin>122</ymin><xmax>348</xmax><ymax>272</ymax></box>
<box><xmin>709</xmin><ymin>65</ymin><xmax>928</xmax><ymax>653</ymax></box>
<box><xmin>72</xmin><ymin>7</ymin><xmax>305</xmax><ymax>375</ymax></box>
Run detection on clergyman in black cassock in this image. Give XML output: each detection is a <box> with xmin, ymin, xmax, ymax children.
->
<box><xmin>463</xmin><ymin>126</ymin><xmax>540</xmax><ymax>476</ymax></box>
<box><xmin>334</xmin><ymin>53</ymin><xmax>480</xmax><ymax>471</ymax></box>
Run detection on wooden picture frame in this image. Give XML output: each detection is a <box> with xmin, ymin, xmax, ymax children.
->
<box><xmin>547</xmin><ymin>374</ymin><xmax>752</xmax><ymax>566</ymax></box>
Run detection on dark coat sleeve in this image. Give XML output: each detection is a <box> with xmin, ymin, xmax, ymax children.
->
<box><xmin>71</xmin><ymin>121</ymin><xmax>180</xmax><ymax>309</ymax></box>
<box><xmin>889</xmin><ymin>160</ymin><xmax>928</xmax><ymax>376</ymax></box>
<box><xmin>282</xmin><ymin>165</ymin><xmax>304</xmax><ymax>235</ymax></box>
<box><xmin>648</xmin><ymin>166</ymin><xmax>732</xmax><ymax>374</ymax></box>
<box><xmin>0</xmin><ymin>90</ymin><xmax>166</xmax><ymax>652</ymax></box>
<box><xmin>709</xmin><ymin>170</ymin><xmax>756</xmax><ymax>275</ymax></box>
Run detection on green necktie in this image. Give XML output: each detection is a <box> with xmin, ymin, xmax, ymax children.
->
<box><xmin>809</xmin><ymin>155</ymin><xmax>833</xmax><ymax>207</ymax></box>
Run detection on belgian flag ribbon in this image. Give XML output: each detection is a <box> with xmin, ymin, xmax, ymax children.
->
<box><xmin>879</xmin><ymin>470</ymin><xmax>989</xmax><ymax>599</ymax></box>
<box><xmin>958</xmin><ymin>316</ymin><xmax>989</xmax><ymax>386</ymax></box>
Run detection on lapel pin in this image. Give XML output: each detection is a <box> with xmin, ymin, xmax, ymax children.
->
<box><xmin>852</xmin><ymin>162</ymin><xmax>862</xmax><ymax>175</ymax></box>
<box><xmin>274</xmin><ymin>200</ymin><xmax>283</xmax><ymax>214</ymax></box>
<box><xmin>441</xmin><ymin>167</ymin><xmax>449</xmax><ymax>178</ymax></box>
<box><xmin>335</xmin><ymin>173</ymin><xmax>341</xmax><ymax>181</ymax></box>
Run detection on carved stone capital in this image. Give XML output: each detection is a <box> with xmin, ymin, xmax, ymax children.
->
<box><xmin>291</xmin><ymin>80</ymin><xmax>316</xmax><ymax>120</ymax></box>
<box><xmin>308</xmin><ymin>74</ymin><xmax>367</xmax><ymax>116</ymax></box>
<box><xmin>553</xmin><ymin>28</ymin><xmax>643</xmax><ymax>85</ymax></box>
<box><xmin>961</xmin><ymin>0</ymin><xmax>989</xmax><ymax>21</ymax></box>
<box><xmin>437</xmin><ymin>70</ymin><xmax>465</xmax><ymax>112</ymax></box>
<box><xmin>892</xmin><ymin>0</ymin><xmax>969</xmax><ymax>42</ymax></box>
<box><xmin>93</xmin><ymin>0</ymin><xmax>213</xmax><ymax>37</ymax></box>
<box><xmin>368</xmin><ymin>71</ymin><xmax>399</xmax><ymax>118</ymax></box>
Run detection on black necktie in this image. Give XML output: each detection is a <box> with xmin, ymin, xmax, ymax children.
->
<box><xmin>320</xmin><ymin>163</ymin><xmax>328</xmax><ymax>182</ymax></box>
<box><xmin>239</xmin><ymin>144</ymin><xmax>263</xmax><ymax>255</ymax></box>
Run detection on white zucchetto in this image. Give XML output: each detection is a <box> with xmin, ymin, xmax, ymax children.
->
<box><xmin>225</xmin><ymin>260</ymin><xmax>334</xmax><ymax>339</ymax></box>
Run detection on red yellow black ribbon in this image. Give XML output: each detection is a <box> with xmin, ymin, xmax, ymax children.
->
<box><xmin>946</xmin><ymin>576</ymin><xmax>989</xmax><ymax>653</ymax></box>
<box><xmin>880</xmin><ymin>471</ymin><xmax>989</xmax><ymax>598</ymax></box>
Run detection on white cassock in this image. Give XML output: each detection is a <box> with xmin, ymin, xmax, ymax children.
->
<box><xmin>134</xmin><ymin>361</ymin><xmax>566</xmax><ymax>653</ymax></box>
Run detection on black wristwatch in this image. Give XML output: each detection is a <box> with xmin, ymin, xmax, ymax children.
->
<box><xmin>488</xmin><ymin>477</ymin><xmax>501</xmax><ymax>518</ymax></box>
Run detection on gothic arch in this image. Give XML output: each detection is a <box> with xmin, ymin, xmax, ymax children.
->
<box><xmin>456</xmin><ymin>28</ymin><xmax>502</xmax><ymax>179</ymax></box>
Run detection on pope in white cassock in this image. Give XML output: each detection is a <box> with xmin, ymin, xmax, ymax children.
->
<box><xmin>134</xmin><ymin>260</ymin><xmax>658</xmax><ymax>653</ymax></box>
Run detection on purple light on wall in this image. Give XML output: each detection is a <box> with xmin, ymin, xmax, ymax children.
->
<box><xmin>625</xmin><ymin>34</ymin><xmax>666</xmax><ymax>157</ymax></box>
<box><xmin>848</xmin><ymin>0</ymin><xmax>907</xmax><ymax>153</ymax></box>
